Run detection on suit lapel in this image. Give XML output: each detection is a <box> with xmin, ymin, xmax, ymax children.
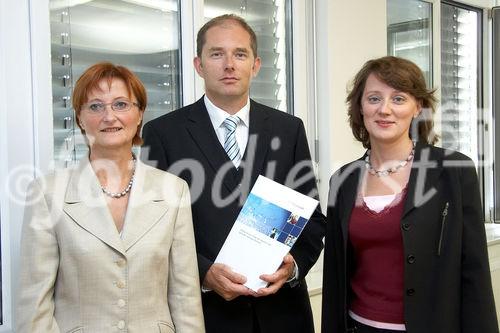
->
<box><xmin>402</xmin><ymin>143</ymin><xmax>444</xmax><ymax>218</ymax></box>
<box><xmin>244</xmin><ymin>100</ymin><xmax>272</xmax><ymax>187</ymax></box>
<box><xmin>121</xmin><ymin>161</ymin><xmax>169</xmax><ymax>251</ymax></box>
<box><xmin>63</xmin><ymin>159</ymin><xmax>126</xmax><ymax>256</ymax></box>
<box><xmin>185</xmin><ymin>97</ymin><xmax>239</xmax><ymax>191</ymax></box>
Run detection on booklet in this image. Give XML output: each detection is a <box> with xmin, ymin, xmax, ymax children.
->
<box><xmin>214</xmin><ymin>175</ymin><xmax>319</xmax><ymax>291</ymax></box>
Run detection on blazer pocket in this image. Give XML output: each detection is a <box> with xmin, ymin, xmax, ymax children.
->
<box><xmin>158</xmin><ymin>321</ymin><xmax>175</xmax><ymax>333</ymax></box>
<box><xmin>66</xmin><ymin>327</ymin><xmax>83</xmax><ymax>333</ymax></box>
<box><xmin>437</xmin><ymin>202</ymin><xmax>449</xmax><ymax>256</ymax></box>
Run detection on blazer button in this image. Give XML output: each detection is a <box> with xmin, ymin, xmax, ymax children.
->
<box><xmin>406</xmin><ymin>288</ymin><xmax>415</xmax><ymax>296</ymax></box>
<box><xmin>117</xmin><ymin>320</ymin><xmax>125</xmax><ymax>329</ymax></box>
<box><xmin>407</xmin><ymin>255</ymin><xmax>416</xmax><ymax>264</ymax></box>
<box><xmin>117</xmin><ymin>299</ymin><xmax>126</xmax><ymax>308</ymax></box>
<box><xmin>115</xmin><ymin>258</ymin><xmax>126</xmax><ymax>267</ymax></box>
<box><xmin>115</xmin><ymin>280</ymin><xmax>126</xmax><ymax>289</ymax></box>
<box><xmin>402</xmin><ymin>223</ymin><xmax>411</xmax><ymax>231</ymax></box>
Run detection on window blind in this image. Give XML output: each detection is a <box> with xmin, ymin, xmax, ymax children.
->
<box><xmin>440</xmin><ymin>2</ymin><xmax>480</xmax><ymax>165</ymax></box>
<box><xmin>49</xmin><ymin>0</ymin><xmax>181</xmax><ymax>168</ymax></box>
<box><xmin>204</xmin><ymin>0</ymin><xmax>291</xmax><ymax>112</ymax></box>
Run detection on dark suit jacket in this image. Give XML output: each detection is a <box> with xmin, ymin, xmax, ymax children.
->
<box><xmin>142</xmin><ymin>97</ymin><xmax>326</xmax><ymax>333</ymax></box>
<box><xmin>321</xmin><ymin>143</ymin><xmax>498</xmax><ymax>333</ymax></box>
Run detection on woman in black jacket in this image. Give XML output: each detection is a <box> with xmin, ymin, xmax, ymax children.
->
<box><xmin>321</xmin><ymin>56</ymin><xmax>498</xmax><ymax>333</ymax></box>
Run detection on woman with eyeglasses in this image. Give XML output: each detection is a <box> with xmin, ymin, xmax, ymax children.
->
<box><xmin>321</xmin><ymin>56</ymin><xmax>497</xmax><ymax>333</ymax></box>
<box><xmin>17</xmin><ymin>62</ymin><xmax>205</xmax><ymax>332</ymax></box>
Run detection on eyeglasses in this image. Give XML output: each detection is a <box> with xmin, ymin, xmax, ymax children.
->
<box><xmin>82</xmin><ymin>99</ymin><xmax>140</xmax><ymax>114</ymax></box>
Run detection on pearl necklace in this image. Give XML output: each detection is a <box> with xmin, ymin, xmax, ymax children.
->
<box><xmin>101</xmin><ymin>156</ymin><xmax>136</xmax><ymax>199</ymax></box>
<box><xmin>365</xmin><ymin>142</ymin><xmax>415</xmax><ymax>177</ymax></box>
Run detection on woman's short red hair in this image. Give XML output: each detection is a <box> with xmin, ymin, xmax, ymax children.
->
<box><xmin>72</xmin><ymin>62</ymin><xmax>147</xmax><ymax>146</ymax></box>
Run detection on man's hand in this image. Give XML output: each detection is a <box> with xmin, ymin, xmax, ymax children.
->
<box><xmin>255</xmin><ymin>254</ymin><xmax>295</xmax><ymax>296</ymax></box>
<box><xmin>203</xmin><ymin>263</ymin><xmax>254</xmax><ymax>301</ymax></box>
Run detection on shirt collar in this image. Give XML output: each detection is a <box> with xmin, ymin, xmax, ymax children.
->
<box><xmin>204</xmin><ymin>95</ymin><xmax>250</xmax><ymax>129</ymax></box>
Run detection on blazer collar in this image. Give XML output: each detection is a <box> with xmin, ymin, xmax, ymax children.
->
<box><xmin>63</xmin><ymin>158</ymin><xmax>169</xmax><ymax>255</ymax></box>
<box><xmin>336</xmin><ymin>160</ymin><xmax>365</xmax><ymax>248</ymax></box>
<box><xmin>402</xmin><ymin>142</ymin><xmax>444</xmax><ymax>217</ymax></box>
<box><xmin>120</xmin><ymin>161</ymin><xmax>170</xmax><ymax>251</ymax></box>
<box><xmin>338</xmin><ymin>142</ymin><xmax>445</xmax><ymax>241</ymax></box>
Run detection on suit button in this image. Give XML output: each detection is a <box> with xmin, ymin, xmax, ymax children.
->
<box><xmin>115</xmin><ymin>280</ymin><xmax>126</xmax><ymax>289</ymax></box>
<box><xmin>117</xmin><ymin>320</ymin><xmax>125</xmax><ymax>329</ymax></box>
<box><xmin>406</xmin><ymin>288</ymin><xmax>415</xmax><ymax>296</ymax></box>
<box><xmin>402</xmin><ymin>223</ymin><xmax>411</xmax><ymax>231</ymax></box>
<box><xmin>407</xmin><ymin>255</ymin><xmax>416</xmax><ymax>264</ymax></box>
<box><xmin>117</xmin><ymin>299</ymin><xmax>126</xmax><ymax>308</ymax></box>
<box><xmin>115</xmin><ymin>259</ymin><xmax>126</xmax><ymax>267</ymax></box>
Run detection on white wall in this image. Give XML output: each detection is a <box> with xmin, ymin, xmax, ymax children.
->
<box><xmin>315</xmin><ymin>0</ymin><xmax>387</xmax><ymax>206</ymax></box>
<box><xmin>309</xmin><ymin>1</ymin><xmax>387</xmax><ymax>329</ymax></box>
<box><xmin>0</xmin><ymin>0</ymin><xmax>36</xmax><ymax>331</ymax></box>
<box><xmin>310</xmin><ymin>291</ymin><xmax>322</xmax><ymax>332</ymax></box>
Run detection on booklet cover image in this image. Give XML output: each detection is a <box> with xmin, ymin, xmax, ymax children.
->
<box><xmin>214</xmin><ymin>175</ymin><xmax>318</xmax><ymax>290</ymax></box>
<box><xmin>239</xmin><ymin>193</ymin><xmax>308</xmax><ymax>248</ymax></box>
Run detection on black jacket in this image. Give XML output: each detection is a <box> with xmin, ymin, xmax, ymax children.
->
<box><xmin>321</xmin><ymin>143</ymin><xmax>498</xmax><ymax>333</ymax></box>
<box><xmin>142</xmin><ymin>97</ymin><xmax>326</xmax><ymax>333</ymax></box>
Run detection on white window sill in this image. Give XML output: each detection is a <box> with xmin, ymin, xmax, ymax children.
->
<box><xmin>486</xmin><ymin>223</ymin><xmax>500</xmax><ymax>246</ymax></box>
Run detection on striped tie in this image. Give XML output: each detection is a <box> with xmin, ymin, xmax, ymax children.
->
<box><xmin>222</xmin><ymin>116</ymin><xmax>241</xmax><ymax>167</ymax></box>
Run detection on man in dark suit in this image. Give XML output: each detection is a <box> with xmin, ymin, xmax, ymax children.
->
<box><xmin>142</xmin><ymin>14</ymin><xmax>325</xmax><ymax>333</ymax></box>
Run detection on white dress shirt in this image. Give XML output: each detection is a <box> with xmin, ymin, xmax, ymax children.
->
<box><xmin>204</xmin><ymin>95</ymin><xmax>250</xmax><ymax>168</ymax></box>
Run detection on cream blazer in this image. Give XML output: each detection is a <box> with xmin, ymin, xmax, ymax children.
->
<box><xmin>17</xmin><ymin>158</ymin><xmax>205</xmax><ymax>333</ymax></box>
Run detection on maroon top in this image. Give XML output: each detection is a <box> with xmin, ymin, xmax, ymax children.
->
<box><xmin>348</xmin><ymin>189</ymin><xmax>408</xmax><ymax>324</ymax></box>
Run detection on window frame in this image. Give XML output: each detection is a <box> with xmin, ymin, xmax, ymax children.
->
<box><xmin>387</xmin><ymin>10</ymin><xmax>434</xmax><ymax>87</ymax></box>
<box><xmin>440</xmin><ymin>0</ymin><xmax>486</xmax><ymax>218</ymax></box>
<box><xmin>493</xmin><ymin>5</ymin><xmax>500</xmax><ymax>222</ymax></box>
